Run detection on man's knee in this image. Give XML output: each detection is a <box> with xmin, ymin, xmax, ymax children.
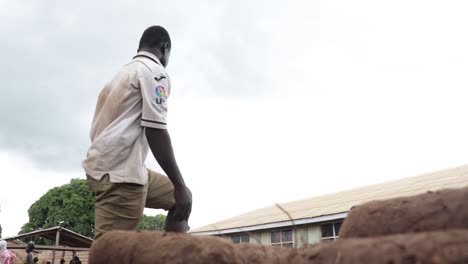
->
<box><xmin>146</xmin><ymin>170</ymin><xmax>175</xmax><ymax>210</ymax></box>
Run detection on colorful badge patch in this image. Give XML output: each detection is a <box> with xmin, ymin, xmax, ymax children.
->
<box><xmin>154</xmin><ymin>85</ymin><xmax>167</xmax><ymax>105</ymax></box>
<box><xmin>155</xmin><ymin>85</ymin><xmax>167</xmax><ymax>98</ymax></box>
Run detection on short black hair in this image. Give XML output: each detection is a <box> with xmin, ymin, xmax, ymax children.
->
<box><xmin>138</xmin><ymin>26</ymin><xmax>171</xmax><ymax>51</ymax></box>
<box><xmin>26</xmin><ymin>242</ymin><xmax>35</xmax><ymax>253</ymax></box>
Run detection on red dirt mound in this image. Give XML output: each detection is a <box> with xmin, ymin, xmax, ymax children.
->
<box><xmin>339</xmin><ymin>186</ymin><xmax>468</xmax><ymax>238</ymax></box>
<box><xmin>89</xmin><ymin>229</ymin><xmax>468</xmax><ymax>264</ymax></box>
<box><xmin>293</xmin><ymin>229</ymin><xmax>468</xmax><ymax>264</ymax></box>
<box><xmin>88</xmin><ymin>230</ymin><xmax>294</xmax><ymax>264</ymax></box>
<box><xmin>89</xmin><ymin>187</ymin><xmax>468</xmax><ymax>263</ymax></box>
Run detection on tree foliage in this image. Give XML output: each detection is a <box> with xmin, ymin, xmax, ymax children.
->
<box><xmin>19</xmin><ymin>179</ymin><xmax>95</xmax><ymax>240</ymax></box>
<box><xmin>20</xmin><ymin>179</ymin><xmax>167</xmax><ymax>244</ymax></box>
<box><xmin>137</xmin><ymin>214</ymin><xmax>166</xmax><ymax>231</ymax></box>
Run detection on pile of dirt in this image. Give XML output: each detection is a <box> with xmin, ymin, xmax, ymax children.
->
<box><xmin>293</xmin><ymin>229</ymin><xmax>468</xmax><ymax>264</ymax></box>
<box><xmin>89</xmin><ymin>231</ymin><xmax>295</xmax><ymax>264</ymax></box>
<box><xmin>89</xmin><ymin>186</ymin><xmax>468</xmax><ymax>264</ymax></box>
<box><xmin>339</xmin><ymin>186</ymin><xmax>468</xmax><ymax>238</ymax></box>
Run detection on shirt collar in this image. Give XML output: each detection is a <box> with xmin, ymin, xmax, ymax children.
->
<box><xmin>133</xmin><ymin>51</ymin><xmax>162</xmax><ymax>66</ymax></box>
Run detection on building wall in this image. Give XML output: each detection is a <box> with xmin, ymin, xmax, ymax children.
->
<box><xmin>259</xmin><ymin>231</ymin><xmax>270</xmax><ymax>245</ymax></box>
<box><xmin>221</xmin><ymin>219</ymin><xmax>344</xmax><ymax>248</ymax></box>
<box><xmin>306</xmin><ymin>224</ymin><xmax>322</xmax><ymax>245</ymax></box>
<box><xmin>9</xmin><ymin>249</ymin><xmax>89</xmax><ymax>264</ymax></box>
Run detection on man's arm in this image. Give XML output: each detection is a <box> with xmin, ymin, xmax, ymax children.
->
<box><xmin>145</xmin><ymin>127</ymin><xmax>192</xmax><ymax>221</ymax></box>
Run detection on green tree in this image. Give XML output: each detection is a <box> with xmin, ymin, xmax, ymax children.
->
<box><xmin>137</xmin><ymin>214</ymin><xmax>166</xmax><ymax>231</ymax></box>
<box><xmin>19</xmin><ymin>179</ymin><xmax>95</xmax><ymax>240</ymax></box>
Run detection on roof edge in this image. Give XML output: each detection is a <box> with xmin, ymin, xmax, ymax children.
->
<box><xmin>2</xmin><ymin>226</ymin><xmax>93</xmax><ymax>242</ymax></box>
<box><xmin>190</xmin><ymin>212</ymin><xmax>348</xmax><ymax>236</ymax></box>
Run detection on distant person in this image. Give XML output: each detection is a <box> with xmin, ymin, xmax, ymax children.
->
<box><xmin>0</xmin><ymin>240</ymin><xmax>17</xmax><ymax>264</ymax></box>
<box><xmin>60</xmin><ymin>258</ymin><xmax>65</xmax><ymax>264</ymax></box>
<box><xmin>25</xmin><ymin>242</ymin><xmax>35</xmax><ymax>264</ymax></box>
<box><xmin>82</xmin><ymin>25</ymin><xmax>192</xmax><ymax>240</ymax></box>
<box><xmin>70</xmin><ymin>251</ymin><xmax>81</xmax><ymax>264</ymax></box>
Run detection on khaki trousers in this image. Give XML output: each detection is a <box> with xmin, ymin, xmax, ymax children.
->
<box><xmin>87</xmin><ymin>169</ymin><xmax>175</xmax><ymax>240</ymax></box>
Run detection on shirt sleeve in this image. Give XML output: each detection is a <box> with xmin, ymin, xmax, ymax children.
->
<box><xmin>138</xmin><ymin>65</ymin><xmax>170</xmax><ymax>129</ymax></box>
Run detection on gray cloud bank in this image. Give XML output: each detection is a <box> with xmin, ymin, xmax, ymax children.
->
<box><xmin>0</xmin><ymin>0</ymin><xmax>294</xmax><ymax>170</ymax></box>
<box><xmin>1</xmin><ymin>0</ymin><xmax>466</xmax><ymax>171</ymax></box>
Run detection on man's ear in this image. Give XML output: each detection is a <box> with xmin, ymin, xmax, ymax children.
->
<box><xmin>162</xmin><ymin>42</ymin><xmax>170</xmax><ymax>54</ymax></box>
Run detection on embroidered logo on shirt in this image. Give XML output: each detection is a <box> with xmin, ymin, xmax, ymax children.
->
<box><xmin>154</xmin><ymin>85</ymin><xmax>167</xmax><ymax>105</ymax></box>
<box><xmin>154</xmin><ymin>75</ymin><xmax>166</xmax><ymax>81</ymax></box>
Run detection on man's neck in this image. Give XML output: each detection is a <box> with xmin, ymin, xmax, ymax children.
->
<box><xmin>138</xmin><ymin>48</ymin><xmax>162</xmax><ymax>61</ymax></box>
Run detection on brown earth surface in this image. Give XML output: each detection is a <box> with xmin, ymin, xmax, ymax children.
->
<box><xmin>89</xmin><ymin>229</ymin><xmax>468</xmax><ymax>264</ymax></box>
<box><xmin>89</xmin><ymin>186</ymin><xmax>468</xmax><ymax>263</ymax></box>
<box><xmin>339</xmin><ymin>186</ymin><xmax>468</xmax><ymax>238</ymax></box>
<box><xmin>89</xmin><ymin>230</ymin><xmax>295</xmax><ymax>264</ymax></box>
<box><xmin>294</xmin><ymin>229</ymin><xmax>468</xmax><ymax>264</ymax></box>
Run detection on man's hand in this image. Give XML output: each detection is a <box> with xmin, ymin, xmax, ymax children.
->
<box><xmin>173</xmin><ymin>186</ymin><xmax>192</xmax><ymax>221</ymax></box>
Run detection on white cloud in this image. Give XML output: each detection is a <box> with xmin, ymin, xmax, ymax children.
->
<box><xmin>0</xmin><ymin>151</ymin><xmax>83</xmax><ymax>237</ymax></box>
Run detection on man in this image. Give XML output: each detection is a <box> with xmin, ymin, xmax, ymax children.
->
<box><xmin>82</xmin><ymin>26</ymin><xmax>192</xmax><ymax>240</ymax></box>
<box><xmin>70</xmin><ymin>251</ymin><xmax>81</xmax><ymax>264</ymax></box>
<box><xmin>25</xmin><ymin>242</ymin><xmax>34</xmax><ymax>264</ymax></box>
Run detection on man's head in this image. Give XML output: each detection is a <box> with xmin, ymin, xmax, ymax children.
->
<box><xmin>26</xmin><ymin>242</ymin><xmax>35</xmax><ymax>253</ymax></box>
<box><xmin>138</xmin><ymin>26</ymin><xmax>171</xmax><ymax>67</ymax></box>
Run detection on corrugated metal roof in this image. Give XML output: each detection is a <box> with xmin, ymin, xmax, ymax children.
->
<box><xmin>190</xmin><ymin>164</ymin><xmax>468</xmax><ymax>234</ymax></box>
<box><xmin>3</xmin><ymin>226</ymin><xmax>93</xmax><ymax>248</ymax></box>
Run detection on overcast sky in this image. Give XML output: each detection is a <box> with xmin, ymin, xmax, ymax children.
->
<box><xmin>1</xmin><ymin>0</ymin><xmax>468</xmax><ymax>237</ymax></box>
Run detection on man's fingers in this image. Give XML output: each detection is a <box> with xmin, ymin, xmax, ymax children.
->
<box><xmin>181</xmin><ymin>203</ymin><xmax>191</xmax><ymax>221</ymax></box>
<box><xmin>174</xmin><ymin>204</ymin><xmax>186</xmax><ymax>222</ymax></box>
<box><xmin>173</xmin><ymin>200</ymin><xmax>192</xmax><ymax>221</ymax></box>
<box><xmin>185</xmin><ymin>204</ymin><xmax>192</xmax><ymax>221</ymax></box>
<box><xmin>173</xmin><ymin>206</ymin><xmax>183</xmax><ymax>221</ymax></box>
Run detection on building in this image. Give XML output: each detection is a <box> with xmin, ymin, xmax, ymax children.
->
<box><xmin>189</xmin><ymin>164</ymin><xmax>468</xmax><ymax>248</ymax></box>
<box><xmin>2</xmin><ymin>226</ymin><xmax>92</xmax><ymax>264</ymax></box>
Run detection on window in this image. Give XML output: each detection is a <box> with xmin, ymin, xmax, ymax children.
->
<box><xmin>270</xmin><ymin>229</ymin><xmax>293</xmax><ymax>247</ymax></box>
<box><xmin>320</xmin><ymin>222</ymin><xmax>342</xmax><ymax>242</ymax></box>
<box><xmin>231</xmin><ymin>234</ymin><xmax>250</xmax><ymax>244</ymax></box>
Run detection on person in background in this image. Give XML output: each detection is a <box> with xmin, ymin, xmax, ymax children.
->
<box><xmin>70</xmin><ymin>251</ymin><xmax>81</xmax><ymax>264</ymax></box>
<box><xmin>25</xmin><ymin>242</ymin><xmax>35</xmax><ymax>264</ymax></box>
<box><xmin>0</xmin><ymin>240</ymin><xmax>17</xmax><ymax>264</ymax></box>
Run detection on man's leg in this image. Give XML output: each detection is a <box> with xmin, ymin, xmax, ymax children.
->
<box><xmin>87</xmin><ymin>174</ymin><xmax>147</xmax><ymax>240</ymax></box>
<box><xmin>145</xmin><ymin>169</ymin><xmax>189</xmax><ymax>232</ymax></box>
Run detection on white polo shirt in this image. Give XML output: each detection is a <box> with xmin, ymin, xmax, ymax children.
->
<box><xmin>82</xmin><ymin>51</ymin><xmax>171</xmax><ymax>185</ymax></box>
